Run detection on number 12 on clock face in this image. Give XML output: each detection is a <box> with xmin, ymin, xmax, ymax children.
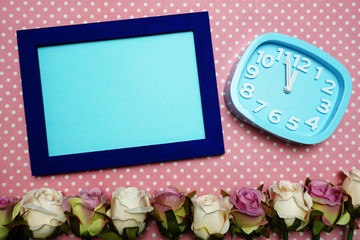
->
<box><xmin>225</xmin><ymin>33</ymin><xmax>352</xmax><ymax>144</ymax></box>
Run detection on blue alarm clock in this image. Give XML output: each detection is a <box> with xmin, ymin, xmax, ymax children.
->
<box><xmin>224</xmin><ymin>33</ymin><xmax>352</xmax><ymax>144</ymax></box>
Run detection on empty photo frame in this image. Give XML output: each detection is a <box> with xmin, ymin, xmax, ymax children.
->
<box><xmin>17</xmin><ymin>12</ymin><xmax>224</xmax><ymax>176</ymax></box>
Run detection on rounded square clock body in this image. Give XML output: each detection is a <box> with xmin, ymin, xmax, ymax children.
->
<box><xmin>225</xmin><ymin>33</ymin><xmax>352</xmax><ymax>144</ymax></box>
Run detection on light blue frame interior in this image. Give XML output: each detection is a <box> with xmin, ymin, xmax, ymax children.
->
<box><xmin>38</xmin><ymin>31</ymin><xmax>206</xmax><ymax>156</ymax></box>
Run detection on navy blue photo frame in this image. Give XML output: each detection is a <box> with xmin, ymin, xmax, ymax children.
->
<box><xmin>17</xmin><ymin>12</ymin><xmax>224</xmax><ymax>176</ymax></box>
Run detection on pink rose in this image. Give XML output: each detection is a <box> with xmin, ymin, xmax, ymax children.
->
<box><xmin>152</xmin><ymin>187</ymin><xmax>186</xmax><ymax>222</ymax></box>
<box><xmin>0</xmin><ymin>197</ymin><xmax>20</xmax><ymax>239</ymax></box>
<box><xmin>230</xmin><ymin>187</ymin><xmax>267</xmax><ymax>235</ymax></box>
<box><xmin>151</xmin><ymin>187</ymin><xmax>189</xmax><ymax>237</ymax></box>
<box><xmin>63</xmin><ymin>187</ymin><xmax>108</xmax><ymax>237</ymax></box>
<box><xmin>307</xmin><ymin>180</ymin><xmax>349</xmax><ymax>226</ymax></box>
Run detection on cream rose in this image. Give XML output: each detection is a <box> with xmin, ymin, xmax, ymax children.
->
<box><xmin>341</xmin><ymin>168</ymin><xmax>360</xmax><ymax>207</ymax></box>
<box><xmin>191</xmin><ymin>194</ymin><xmax>233</xmax><ymax>240</ymax></box>
<box><xmin>20</xmin><ymin>188</ymin><xmax>67</xmax><ymax>239</ymax></box>
<box><xmin>106</xmin><ymin>187</ymin><xmax>153</xmax><ymax>236</ymax></box>
<box><xmin>269</xmin><ymin>180</ymin><xmax>313</xmax><ymax>231</ymax></box>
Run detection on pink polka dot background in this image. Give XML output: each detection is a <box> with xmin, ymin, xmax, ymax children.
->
<box><xmin>1</xmin><ymin>1</ymin><xmax>359</xmax><ymax>239</ymax></box>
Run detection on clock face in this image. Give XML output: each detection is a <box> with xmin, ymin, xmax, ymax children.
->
<box><xmin>225</xmin><ymin>33</ymin><xmax>352</xmax><ymax>144</ymax></box>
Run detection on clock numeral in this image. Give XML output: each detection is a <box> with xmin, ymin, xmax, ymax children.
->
<box><xmin>253</xmin><ymin>99</ymin><xmax>268</xmax><ymax>113</ymax></box>
<box><xmin>256</xmin><ymin>50</ymin><xmax>275</xmax><ymax>68</ymax></box>
<box><xmin>275</xmin><ymin>48</ymin><xmax>312</xmax><ymax>73</ymax></box>
<box><xmin>256</xmin><ymin>50</ymin><xmax>264</xmax><ymax>64</ymax></box>
<box><xmin>317</xmin><ymin>98</ymin><xmax>332</xmax><ymax>114</ymax></box>
<box><xmin>286</xmin><ymin>116</ymin><xmax>300</xmax><ymax>131</ymax></box>
<box><xmin>276</xmin><ymin>48</ymin><xmax>284</xmax><ymax>61</ymax></box>
<box><xmin>305</xmin><ymin>116</ymin><xmax>320</xmax><ymax>131</ymax></box>
<box><xmin>321</xmin><ymin>79</ymin><xmax>336</xmax><ymax>96</ymax></box>
<box><xmin>283</xmin><ymin>51</ymin><xmax>291</xmax><ymax>64</ymax></box>
<box><xmin>296</xmin><ymin>57</ymin><xmax>311</xmax><ymax>73</ymax></box>
<box><xmin>292</xmin><ymin>54</ymin><xmax>301</xmax><ymax>68</ymax></box>
<box><xmin>244</xmin><ymin>65</ymin><xmax>259</xmax><ymax>79</ymax></box>
<box><xmin>262</xmin><ymin>54</ymin><xmax>275</xmax><ymax>68</ymax></box>
<box><xmin>239</xmin><ymin>83</ymin><xmax>255</xmax><ymax>99</ymax></box>
<box><xmin>268</xmin><ymin>110</ymin><xmax>283</xmax><ymax>124</ymax></box>
<box><xmin>315</xmin><ymin>67</ymin><xmax>323</xmax><ymax>80</ymax></box>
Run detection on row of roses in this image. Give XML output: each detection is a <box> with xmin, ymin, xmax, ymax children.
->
<box><xmin>0</xmin><ymin>168</ymin><xmax>359</xmax><ymax>240</ymax></box>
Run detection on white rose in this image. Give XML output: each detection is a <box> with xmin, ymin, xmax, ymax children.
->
<box><xmin>191</xmin><ymin>194</ymin><xmax>233</xmax><ymax>240</ymax></box>
<box><xmin>106</xmin><ymin>187</ymin><xmax>153</xmax><ymax>236</ymax></box>
<box><xmin>20</xmin><ymin>188</ymin><xmax>66</xmax><ymax>239</ymax></box>
<box><xmin>269</xmin><ymin>180</ymin><xmax>313</xmax><ymax>231</ymax></box>
<box><xmin>341</xmin><ymin>168</ymin><xmax>360</xmax><ymax>207</ymax></box>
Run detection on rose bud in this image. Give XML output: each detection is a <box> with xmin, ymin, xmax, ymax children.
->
<box><xmin>20</xmin><ymin>188</ymin><xmax>67</xmax><ymax>239</ymax></box>
<box><xmin>63</xmin><ymin>187</ymin><xmax>108</xmax><ymax>238</ymax></box>
<box><xmin>106</xmin><ymin>187</ymin><xmax>153</xmax><ymax>239</ymax></box>
<box><xmin>191</xmin><ymin>194</ymin><xmax>233</xmax><ymax>240</ymax></box>
<box><xmin>341</xmin><ymin>168</ymin><xmax>360</xmax><ymax>209</ymax></box>
<box><xmin>307</xmin><ymin>180</ymin><xmax>349</xmax><ymax>227</ymax></box>
<box><xmin>268</xmin><ymin>180</ymin><xmax>312</xmax><ymax>231</ymax></box>
<box><xmin>0</xmin><ymin>196</ymin><xmax>20</xmax><ymax>239</ymax></box>
<box><xmin>151</xmin><ymin>187</ymin><xmax>191</xmax><ymax>238</ymax></box>
<box><xmin>230</xmin><ymin>187</ymin><xmax>267</xmax><ymax>236</ymax></box>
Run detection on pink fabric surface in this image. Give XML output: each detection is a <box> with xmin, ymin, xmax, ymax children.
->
<box><xmin>0</xmin><ymin>1</ymin><xmax>359</xmax><ymax>239</ymax></box>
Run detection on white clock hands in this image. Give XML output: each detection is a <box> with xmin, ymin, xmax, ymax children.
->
<box><xmin>283</xmin><ymin>57</ymin><xmax>299</xmax><ymax>94</ymax></box>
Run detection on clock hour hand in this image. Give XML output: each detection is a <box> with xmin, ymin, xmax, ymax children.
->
<box><xmin>283</xmin><ymin>57</ymin><xmax>299</xmax><ymax>94</ymax></box>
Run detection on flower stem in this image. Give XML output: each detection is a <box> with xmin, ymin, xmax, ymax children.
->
<box><xmin>283</xmin><ymin>230</ymin><xmax>288</xmax><ymax>240</ymax></box>
<box><xmin>312</xmin><ymin>233</ymin><xmax>320</xmax><ymax>240</ymax></box>
<box><xmin>347</xmin><ymin>227</ymin><xmax>354</xmax><ymax>240</ymax></box>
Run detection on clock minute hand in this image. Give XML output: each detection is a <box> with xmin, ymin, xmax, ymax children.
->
<box><xmin>283</xmin><ymin>57</ymin><xmax>299</xmax><ymax>94</ymax></box>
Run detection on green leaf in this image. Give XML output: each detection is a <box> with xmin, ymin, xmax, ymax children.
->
<box><xmin>187</xmin><ymin>191</ymin><xmax>196</xmax><ymax>199</ymax></box>
<box><xmin>220</xmin><ymin>190</ymin><xmax>230</xmax><ymax>198</ymax></box>
<box><xmin>3</xmin><ymin>219</ymin><xmax>27</xmax><ymax>229</ymax></box>
<box><xmin>287</xmin><ymin>218</ymin><xmax>302</xmax><ymax>232</ymax></box>
<box><xmin>60</xmin><ymin>222</ymin><xmax>69</xmax><ymax>236</ymax></box>
<box><xmin>336</xmin><ymin>211</ymin><xmax>350</xmax><ymax>226</ymax></box>
<box><xmin>208</xmin><ymin>233</ymin><xmax>225</xmax><ymax>240</ymax></box>
<box><xmin>305</xmin><ymin>178</ymin><xmax>311</xmax><ymax>187</ymax></box>
<box><xmin>178</xmin><ymin>216</ymin><xmax>191</xmax><ymax>233</ymax></box>
<box><xmin>261</xmin><ymin>202</ymin><xmax>277</xmax><ymax>219</ymax></box>
<box><xmin>183</xmin><ymin>196</ymin><xmax>193</xmax><ymax>223</ymax></box>
<box><xmin>65</xmin><ymin>211</ymin><xmax>81</xmax><ymax>237</ymax></box>
<box><xmin>261</xmin><ymin>202</ymin><xmax>288</xmax><ymax>231</ymax></box>
<box><xmin>4</xmin><ymin>225</ymin><xmax>29</xmax><ymax>240</ymax></box>
<box><xmin>155</xmin><ymin>220</ymin><xmax>171</xmax><ymax>238</ymax></box>
<box><xmin>230</xmin><ymin>224</ymin><xmax>237</xmax><ymax>237</ymax></box>
<box><xmin>348</xmin><ymin>218</ymin><xmax>359</xmax><ymax>229</ymax></box>
<box><xmin>22</xmin><ymin>225</ymin><xmax>33</xmax><ymax>238</ymax></box>
<box><xmin>95</xmin><ymin>211</ymin><xmax>119</xmax><ymax>235</ymax></box>
<box><xmin>257</xmin><ymin>184</ymin><xmax>264</xmax><ymax>192</ymax></box>
<box><xmin>156</xmin><ymin>221</ymin><xmax>170</xmax><ymax>238</ymax></box>
<box><xmin>165</xmin><ymin>210</ymin><xmax>181</xmax><ymax>237</ymax></box>
<box><xmin>124</xmin><ymin>227</ymin><xmax>139</xmax><ymax>240</ymax></box>
<box><xmin>354</xmin><ymin>206</ymin><xmax>360</xmax><ymax>218</ymax></box>
<box><xmin>98</xmin><ymin>229</ymin><xmax>123</xmax><ymax>240</ymax></box>
<box><xmin>310</xmin><ymin>210</ymin><xmax>324</xmax><ymax>218</ymax></box>
<box><xmin>312</xmin><ymin>218</ymin><xmax>326</xmax><ymax>236</ymax></box>
<box><xmin>253</xmin><ymin>225</ymin><xmax>269</xmax><ymax>238</ymax></box>
<box><xmin>11</xmin><ymin>202</ymin><xmax>21</xmax><ymax>221</ymax></box>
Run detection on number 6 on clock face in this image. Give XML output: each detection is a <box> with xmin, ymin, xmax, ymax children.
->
<box><xmin>224</xmin><ymin>33</ymin><xmax>352</xmax><ymax>144</ymax></box>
